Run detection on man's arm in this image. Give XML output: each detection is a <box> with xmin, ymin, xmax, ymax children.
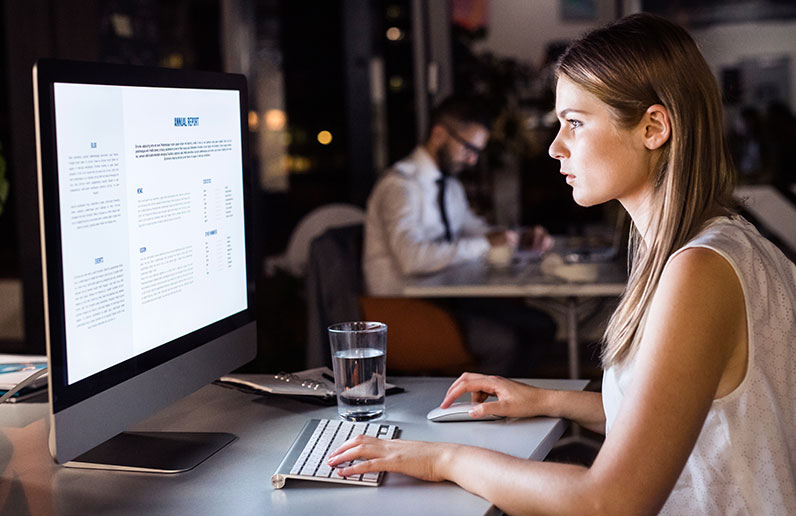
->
<box><xmin>376</xmin><ymin>177</ymin><xmax>489</xmax><ymax>275</ymax></box>
<box><xmin>447</xmin><ymin>178</ymin><xmax>491</xmax><ymax>237</ymax></box>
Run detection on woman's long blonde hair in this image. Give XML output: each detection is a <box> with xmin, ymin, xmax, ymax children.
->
<box><xmin>556</xmin><ymin>13</ymin><xmax>737</xmax><ymax>367</ymax></box>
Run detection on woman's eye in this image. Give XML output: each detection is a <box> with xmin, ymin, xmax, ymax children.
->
<box><xmin>567</xmin><ymin>119</ymin><xmax>582</xmax><ymax>130</ymax></box>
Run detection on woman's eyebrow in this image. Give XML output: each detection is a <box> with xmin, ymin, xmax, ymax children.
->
<box><xmin>557</xmin><ymin>108</ymin><xmax>588</xmax><ymax>118</ymax></box>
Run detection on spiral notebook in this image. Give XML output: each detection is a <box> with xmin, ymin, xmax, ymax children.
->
<box><xmin>216</xmin><ymin>367</ymin><xmax>402</xmax><ymax>403</ymax></box>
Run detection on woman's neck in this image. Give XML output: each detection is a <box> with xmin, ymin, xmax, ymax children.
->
<box><xmin>622</xmin><ymin>191</ymin><xmax>727</xmax><ymax>249</ymax></box>
<box><xmin>620</xmin><ymin>189</ymin><xmax>655</xmax><ymax>246</ymax></box>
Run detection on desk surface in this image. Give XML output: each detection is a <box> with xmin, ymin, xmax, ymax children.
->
<box><xmin>404</xmin><ymin>259</ymin><xmax>626</xmax><ymax>298</ymax></box>
<box><xmin>0</xmin><ymin>376</ymin><xmax>587</xmax><ymax>516</ymax></box>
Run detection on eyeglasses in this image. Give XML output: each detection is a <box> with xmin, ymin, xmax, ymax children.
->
<box><xmin>441</xmin><ymin>123</ymin><xmax>486</xmax><ymax>156</ymax></box>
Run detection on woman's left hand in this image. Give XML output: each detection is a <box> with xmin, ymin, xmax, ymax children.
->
<box><xmin>327</xmin><ymin>434</ymin><xmax>456</xmax><ymax>482</ymax></box>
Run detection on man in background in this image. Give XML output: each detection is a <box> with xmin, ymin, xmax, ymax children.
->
<box><xmin>363</xmin><ymin>95</ymin><xmax>555</xmax><ymax>375</ymax></box>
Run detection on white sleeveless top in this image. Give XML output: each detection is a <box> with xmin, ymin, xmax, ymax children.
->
<box><xmin>603</xmin><ymin>216</ymin><xmax>796</xmax><ymax>515</ymax></box>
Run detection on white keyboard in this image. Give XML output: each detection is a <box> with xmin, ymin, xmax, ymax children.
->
<box><xmin>271</xmin><ymin>418</ymin><xmax>399</xmax><ymax>488</ymax></box>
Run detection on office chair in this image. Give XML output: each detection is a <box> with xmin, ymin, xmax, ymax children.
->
<box><xmin>306</xmin><ymin>223</ymin><xmax>475</xmax><ymax>376</ymax></box>
<box><xmin>359</xmin><ymin>297</ymin><xmax>475</xmax><ymax>375</ymax></box>
<box><xmin>265</xmin><ymin>203</ymin><xmax>365</xmax><ymax>277</ymax></box>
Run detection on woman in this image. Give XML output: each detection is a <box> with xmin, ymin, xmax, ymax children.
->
<box><xmin>328</xmin><ymin>13</ymin><xmax>796</xmax><ymax>515</ymax></box>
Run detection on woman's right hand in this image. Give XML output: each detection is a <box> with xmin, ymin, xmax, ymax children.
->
<box><xmin>440</xmin><ymin>372</ymin><xmax>551</xmax><ymax>419</ymax></box>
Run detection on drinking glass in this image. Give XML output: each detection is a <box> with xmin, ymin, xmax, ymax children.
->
<box><xmin>328</xmin><ymin>321</ymin><xmax>387</xmax><ymax>421</ymax></box>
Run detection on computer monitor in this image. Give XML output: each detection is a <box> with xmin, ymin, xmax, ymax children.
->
<box><xmin>33</xmin><ymin>59</ymin><xmax>256</xmax><ymax>472</ymax></box>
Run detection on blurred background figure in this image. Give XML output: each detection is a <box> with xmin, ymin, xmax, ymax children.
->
<box><xmin>364</xmin><ymin>94</ymin><xmax>555</xmax><ymax>376</ymax></box>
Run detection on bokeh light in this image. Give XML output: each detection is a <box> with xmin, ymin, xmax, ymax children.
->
<box><xmin>317</xmin><ymin>130</ymin><xmax>333</xmax><ymax>145</ymax></box>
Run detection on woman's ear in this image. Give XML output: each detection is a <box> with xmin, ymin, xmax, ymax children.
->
<box><xmin>643</xmin><ymin>104</ymin><xmax>670</xmax><ymax>150</ymax></box>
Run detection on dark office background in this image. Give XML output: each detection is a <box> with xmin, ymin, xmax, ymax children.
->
<box><xmin>1</xmin><ymin>0</ymin><xmax>794</xmax><ymax>373</ymax></box>
<box><xmin>0</xmin><ymin>0</ymin><xmax>433</xmax><ymax>363</ymax></box>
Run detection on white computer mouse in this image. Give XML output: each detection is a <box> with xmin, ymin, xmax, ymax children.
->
<box><xmin>426</xmin><ymin>401</ymin><xmax>504</xmax><ymax>422</ymax></box>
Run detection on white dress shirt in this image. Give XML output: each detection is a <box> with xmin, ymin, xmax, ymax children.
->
<box><xmin>364</xmin><ymin>146</ymin><xmax>491</xmax><ymax>296</ymax></box>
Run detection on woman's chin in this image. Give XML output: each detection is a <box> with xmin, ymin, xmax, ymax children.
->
<box><xmin>571</xmin><ymin>187</ymin><xmax>613</xmax><ymax>208</ymax></box>
<box><xmin>572</xmin><ymin>192</ymin><xmax>598</xmax><ymax>208</ymax></box>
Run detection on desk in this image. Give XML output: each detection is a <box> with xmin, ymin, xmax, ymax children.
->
<box><xmin>0</xmin><ymin>376</ymin><xmax>587</xmax><ymax>516</ymax></box>
<box><xmin>403</xmin><ymin>259</ymin><xmax>627</xmax><ymax>379</ymax></box>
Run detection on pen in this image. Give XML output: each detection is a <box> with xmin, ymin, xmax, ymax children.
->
<box><xmin>321</xmin><ymin>372</ymin><xmax>335</xmax><ymax>383</ymax></box>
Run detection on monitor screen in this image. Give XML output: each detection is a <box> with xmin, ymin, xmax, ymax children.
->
<box><xmin>34</xmin><ymin>59</ymin><xmax>256</xmax><ymax>470</ymax></box>
<box><xmin>53</xmin><ymin>82</ymin><xmax>247</xmax><ymax>384</ymax></box>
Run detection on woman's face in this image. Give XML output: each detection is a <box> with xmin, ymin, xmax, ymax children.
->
<box><xmin>549</xmin><ymin>77</ymin><xmax>653</xmax><ymax>209</ymax></box>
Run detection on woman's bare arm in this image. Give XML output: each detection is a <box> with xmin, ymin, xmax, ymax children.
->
<box><xmin>330</xmin><ymin>247</ymin><xmax>747</xmax><ymax>515</ymax></box>
<box><xmin>441</xmin><ymin>373</ymin><xmax>606</xmax><ymax>434</ymax></box>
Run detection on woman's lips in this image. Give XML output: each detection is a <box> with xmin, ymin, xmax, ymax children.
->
<box><xmin>560</xmin><ymin>170</ymin><xmax>575</xmax><ymax>184</ymax></box>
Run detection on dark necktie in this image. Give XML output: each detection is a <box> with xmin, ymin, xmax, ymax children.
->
<box><xmin>436</xmin><ymin>175</ymin><xmax>452</xmax><ymax>242</ymax></box>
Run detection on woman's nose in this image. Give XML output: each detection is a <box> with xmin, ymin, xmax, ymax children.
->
<box><xmin>548</xmin><ymin>131</ymin><xmax>567</xmax><ymax>160</ymax></box>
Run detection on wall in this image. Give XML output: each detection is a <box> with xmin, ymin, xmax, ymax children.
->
<box><xmin>3</xmin><ymin>0</ymin><xmax>101</xmax><ymax>355</ymax></box>
<box><xmin>472</xmin><ymin>0</ymin><xmax>618</xmax><ymax>67</ymax></box>
<box><xmin>692</xmin><ymin>20</ymin><xmax>796</xmax><ymax>111</ymax></box>
<box><xmin>0</xmin><ymin>279</ymin><xmax>23</xmax><ymax>343</ymax></box>
<box><xmin>471</xmin><ymin>2</ymin><xmax>796</xmax><ymax>113</ymax></box>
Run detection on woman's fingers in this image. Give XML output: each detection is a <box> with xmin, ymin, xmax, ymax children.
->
<box><xmin>328</xmin><ymin>435</ymin><xmax>375</xmax><ymax>461</ymax></box>
<box><xmin>328</xmin><ymin>436</ymin><xmax>384</xmax><ymax>475</ymax></box>
<box><xmin>442</xmin><ymin>374</ymin><xmax>501</xmax><ymax>408</ymax></box>
<box><xmin>334</xmin><ymin>457</ymin><xmax>390</xmax><ymax>477</ymax></box>
<box><xmin>327</xmin><ymin>434</ymin><xmax>367</xmax><ymax>460</ymax></box>
<box><xmin>443</xmin><ymin>372</ymin><xmax>489</xmax><ymax>405</ymax></box>
<box><xmin>468</xmin><ymin>399</ymin><xmax>504</xmax><ymax>418</ymax></box>
<box><xmin>327</xmin><ymin>437</ymin><xmax>400</xmax><ymax>477</ymax></box>
<box><xmin>327</xmin><ymin>450</ymin><xmax>361</xmax><ymax>471</ymax></box>
<box><xmin>443</xmin><ymin>372</ymin><xmax>477</xmax><ymax>400</ymax></box>
<box><xmin>471</xmin><ymin>391</ymin><xmax>489</xmax><ymax>404</ymax></box>
<box><xmin>329</xmin><ymin>436</ymin><xmax>451</xmax><ymax>482</ymax></box>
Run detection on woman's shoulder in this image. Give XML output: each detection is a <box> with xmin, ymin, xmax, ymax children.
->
<box><xmin>659</xmin><ymin>220</ymin><xmax>749</xmax><ymax>324</ymax></box>
<box><xmin>663</xmin><ymin>244</ymin><xmax>740</xmax><ymax>294</ymax></box>
<box><xmin>664</xmin><ymin>215</ymin><xmax>796</xmax><ymax>331</ymax></box>
<box><xmin>687</xmin><ymin>214</ymin><xmax>752</xmax><ymax>245</ymax></box>
<box><xmin>670</xmin><ymin>215</ymin><xmax>762</xmax><ymax>267</ymax></box>
<box><xmin>678</xmin><ymin>215</ymin><xmax>794</xmax><ymax>277</ymax></box>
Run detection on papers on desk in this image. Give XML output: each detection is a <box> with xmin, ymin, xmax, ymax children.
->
<box><xmin>219</xmin><ymin>367</ymin><xmax>336</xmax><ymax>400</ymax></box>
<box><xmin>216</xmin><ymin>367</ymin><xmax>402</xmax><ymax>405</ymax></box>
<box><xmin>0</xmin><ymin>354</ymin><xmax>48</xmax><ymax>402</ymax></box>
<box><xmin>541</xmin><ymin>253</ymin><xmax>600</xmax><ymax>282</ymax></box>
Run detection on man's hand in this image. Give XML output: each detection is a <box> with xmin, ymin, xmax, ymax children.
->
<box><xmin>486</xmin><ymin>229</ymin><xmax>518</xmax><ymax>247</ymax></box>
<box><xmin>521</xmin><ymin>225</ymin><xmax>554</xmax><ymax>252</ymax></box>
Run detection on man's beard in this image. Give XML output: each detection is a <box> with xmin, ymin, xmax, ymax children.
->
<box><xmin>436</xmin><ymin>145</ymin><xmax>461</xmax><ymax>176</ymax></box>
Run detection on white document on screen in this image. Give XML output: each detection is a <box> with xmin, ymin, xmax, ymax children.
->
<box><xmin>53</xmin><ymin>83</ymin><xmax>247</xmax><ymax>384</ymax></box>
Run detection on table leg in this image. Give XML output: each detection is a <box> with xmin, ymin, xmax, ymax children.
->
<box><xmin>567</xmin><ymin>297</ymin><xmax>579</xmax><ymax>380</ymax></box>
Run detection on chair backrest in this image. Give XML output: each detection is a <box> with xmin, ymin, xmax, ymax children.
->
<box><xmin>305</xmin><ymin>224</ymin><xmax>365</xmax><ymax>368</ymax></box>
<box><xmin>279</xmin><ymin>203</ymin><xmax>365</xmax><ymax>277</ymax></box>
<box><xmin>360</xmin><ymin>297</ymin><xmax>475</xmax><ymax>375</ymax></box>
<box><xmin>304</xmin><ymin>222</ymin><xmax>475</xmax><ymax>374</ymax></box>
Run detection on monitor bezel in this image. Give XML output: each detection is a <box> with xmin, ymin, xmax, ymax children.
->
<box><xmin>35</xmin><ymin>58</ymin><xmax>256</xmax><ymax>414</ymax></box>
